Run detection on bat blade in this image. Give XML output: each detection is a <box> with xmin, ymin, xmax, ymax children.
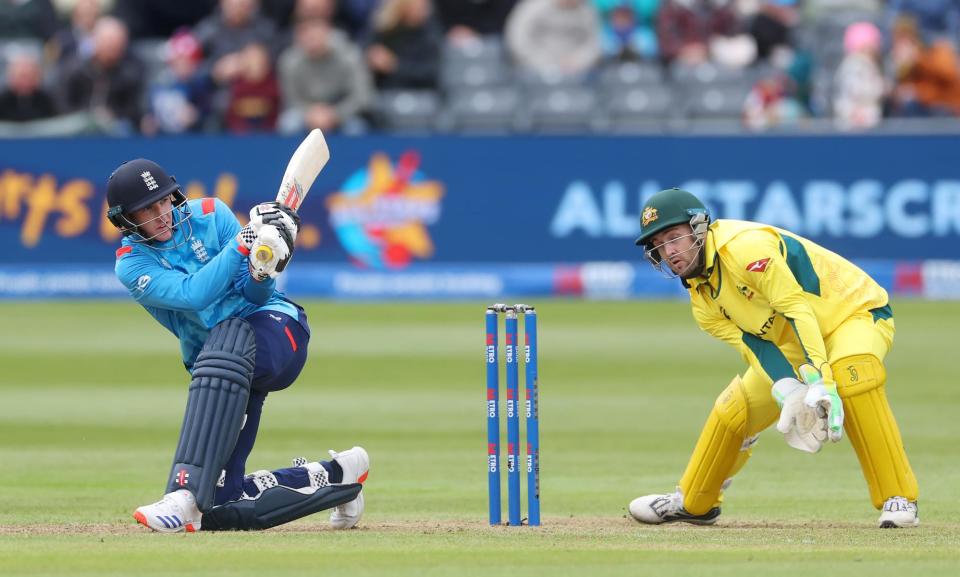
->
<box><xmin>254</xmin><ymin>129</ymin><xmax>330</xmax><ymax>265</ymax></box>
<box><xmin>275</xmin><ymin>129</ymin><xmax>330</xmax><ymax>210</ymax></box>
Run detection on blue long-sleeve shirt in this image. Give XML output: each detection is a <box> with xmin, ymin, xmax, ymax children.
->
<box><xmin>115</xmin><ymin>197</ymin><xmax>299</xmax><ymax>368</ymax></box>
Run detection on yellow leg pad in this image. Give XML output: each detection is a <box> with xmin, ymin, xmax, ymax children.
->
<box><xmin>727</xmin><ymin>438</ymin><xmax>755</xmax><ymax>480</ymax></box>
<box><xmin>680</xmin><ymin>376</ymin><xmax>749</xmax><ymax>515</ymax></box>
<box><xmin>833</xmin><ymin>354</ymin><xmax>919</xmax><ymax>508</ymax></box>
<box><xmin>714</xmin><ymin>435</ymin><xmax>758</xmax><ymax>507</ymax></box>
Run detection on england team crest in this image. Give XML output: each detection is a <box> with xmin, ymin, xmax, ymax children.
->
<box><xmin>190</xmin><ymin>239</ymin><xmax>209</xmax><ymax>263</ymax></box>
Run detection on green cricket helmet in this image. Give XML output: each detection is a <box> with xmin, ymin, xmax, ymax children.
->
<box><xmin>634</xmin><ymin>188</ymin><xmax>710</xmax><ymax>248</ymax></box>
<box><xmin>634</xmin><ymin>188</ymin><xmax>711</xmax><ymax>279</ymax></box>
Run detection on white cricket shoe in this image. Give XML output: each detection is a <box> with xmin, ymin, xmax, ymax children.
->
<box><xmin>133</xmin><ymin>489</ymin><xmax>202</xmax><ymax>533</ymax></box>
<box><xmin>628</xmin><ymin>488</ymin><xmax>720</xmax><ymax>526</ymax></box>
<box><xmin>879</xmin><ymin>496</ymin><xmax>919</xmax><ymax>528</ymax></box>
<box><xmin>328</xmin><ymin>446</ymin><xmax>369</xmax><ymax>529</ymax></box>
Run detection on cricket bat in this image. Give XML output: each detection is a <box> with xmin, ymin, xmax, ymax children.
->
<box><xmin>254</xmin><ymin>129</ymin><xmax>330</xmax><ymax>264</ymax></box>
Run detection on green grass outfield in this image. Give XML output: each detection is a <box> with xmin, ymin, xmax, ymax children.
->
<box><xmin>1</xmin><ymin>299</ymin><xmax>958</xmax><ymax>576</ymax></box>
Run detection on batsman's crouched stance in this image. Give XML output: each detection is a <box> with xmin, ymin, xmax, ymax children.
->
<box><xmin>628</xmin><ymin>188</ymin><xmax>919</xmax><ymax>529</ymax></box>
<box><xmin>108</xmin><ymin>159</ymin><xmax>369</xmax><ymax>533</ymax></box>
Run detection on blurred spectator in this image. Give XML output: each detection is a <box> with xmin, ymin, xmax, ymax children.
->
<box><xmin>747</xmin><ymin>0</ymin><xmax>798</xmax><ymax>63</ymax></box>
<box><xmin>0</xmin><ymin>52</ymin><xmax>58</xmax><ymax>121</ymax></box>
<box><xmin>709</xmin><ymin>32</ymin><xmax>757</xmax><ymax>69</ymax></box>
<box><xmin>224</xmin><ymin>42</ymin><xmax>280</xmax><ymax>132</ymax></box>
<box><xmin>142</xmin><ymin>30</ymin><xmax>214</xmax><ymax>134</ymax></box>
<box><xmin>275</xmin><ymin>0</ymin><xmax>338</xmax><ymax>56</ymax></box>
<box><xmin>785</xmin><ymin>48</ymin><xmax>813</xmax><ymax>110</ymax></box>
<box><xmin>366</xmin><ymin>0</ymin><xmax>442</xmax><ymax>90</ymax></box>
<box><xmin>506</xmin><ymin>0</ymin><xmax>602</xmax><ymax>79</ymax></box>
<box><xmin>833</xmin><ymin>22</ymin><xmax>884</xmax><ymax>130</ymax></box>
<box><xmin>888</xmin><ymin>17</ymin><xmax>960</xmax><ymax>117</ymax></box>
<box><xmin>335</xmin><ymin>0</ymin><xmax>382</xmax><ymax>39</ymax></box>
<box><xmin>0</xmin><ymin>0</ymin><xmax>57</xmax><ymax>40</ymax></box>
<box><xmin>194</xmin><ymin>0</ymin><xmax>277</xmax><ymax>86</ymax></box>
<box><xmin>50</xmin><ymin>0</ymin><xmax>101</xmax><ymax>63</ymax></box>
<box><xmin>114</xmin><ymin>0</ymin><xmax>217</xmax><ymax>38</ymax></box>
<box><xmin>803</xmin><ymin>0</ymin><xmax>881</xmax><ymax>22</ymax></box>
<box><xmin>884</xmin><ymin>0</ymin><xmax>960</xmax><ymax>45</ymax></box>
<box><xmin>434</xmin><ymin>0</ymin><xmax>517</xmax><ymax>44</ymax></box>
<box><xmin>594</xmin><ymin>0</ymin><xmax>660</xmax><ymax>62</ymax></box>
<box><xmin>743</xmin><ymin>71</ymin><xmax>805</xmax><ymax>129</ymax></box>
<box><xmin>259</xmin><ymin>0</ymin><xmax>298</xmax><ymax>29</ymax></box>
<box><xmin>60</xmin><ymin>16</ymin><xmax>145</xmax><ymax>131</ymax></box>
<box><xmin>296</xmin><ymin>0</ymin><xmax>336</xmax><ymax>23</ymax></box>
<box><xmin>278</xmin><ymin>17</ymin><xmax>374</xmax><ymax>133</ymax></box>
<box><xmin>656</xmin><ymin>0</ymin><xmax>739</xmax><ymax>66</ymax></box>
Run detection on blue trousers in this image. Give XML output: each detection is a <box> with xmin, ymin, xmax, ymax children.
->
<box><xmin>213</xmin><ymin>307</ymin><xmax>311</xmax><ymax>505</ymax></box>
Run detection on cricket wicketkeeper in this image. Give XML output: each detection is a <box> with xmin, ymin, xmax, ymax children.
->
<box><xmin>629</xmin><ymin>187</ymin><xmax>919</xmax><ymax>528</ymax></box>
<box><xmin>107</xmin><ymin>158</ymin><xmax>369</xmax><ymax>533</ymax></box>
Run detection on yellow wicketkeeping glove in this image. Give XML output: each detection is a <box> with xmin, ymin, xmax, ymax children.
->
<box><xmin>798</xmin><ymin>363</ymin><xmax>843</xmax><ymax>442</ymax></box>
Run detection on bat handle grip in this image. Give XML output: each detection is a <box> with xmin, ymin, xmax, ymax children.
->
<box><xmin>254</xmin><ymin>245</ymin><xmax>273</xmax><ymax>263</ymax></box>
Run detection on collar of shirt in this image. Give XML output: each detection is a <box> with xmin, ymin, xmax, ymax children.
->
<box><xmin>683</xmin><ymin>226</ymin><xmax>720</xmax><ymax>295</ymax></box>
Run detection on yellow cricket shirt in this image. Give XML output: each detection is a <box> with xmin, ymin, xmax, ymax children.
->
<box><xmin>685</xmin><ymin>219</ymin><xmax>890</xmax><ymax>381</ymax></box>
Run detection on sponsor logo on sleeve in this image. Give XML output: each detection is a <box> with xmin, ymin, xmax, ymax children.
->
<box><xmin>746</xmin><ymin>258</ymin><xmax>771</xmax><ymax>273</ymax></box>
<box><xmin>135</xmin><ymin>274</ymin><xmax>151</xmax><ymax>292</ymax></box>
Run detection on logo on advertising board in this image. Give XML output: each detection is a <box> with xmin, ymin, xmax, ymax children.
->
<box><xmin>326</xmin><ymin>151</ymin><xmax>444</xmax><ymax>269</ymax></box>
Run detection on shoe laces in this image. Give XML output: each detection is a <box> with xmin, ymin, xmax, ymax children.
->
<box><xmin>158</xmin><ymin>493</ymin><xmax>179</xmax><ymax>509</ymax></box>
<box><xmin>651</xmin><ymin>490</ymin><xmax>684</xmax><ymax>518</ymax></box>
<box><xmin>884</xmin><ymin>496</ymin><xmax>916</xmax><ymax>513</ymax></box>
<box><xmin>156</xmin><ymin>491</ymin><xmax>192</xmax><ymax>516</ymax></box>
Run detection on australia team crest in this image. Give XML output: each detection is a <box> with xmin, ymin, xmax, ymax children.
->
<box><xmin>641</xmin><ymin>206</ymin><xmax>658</xmax><ymax>227</ymax></box>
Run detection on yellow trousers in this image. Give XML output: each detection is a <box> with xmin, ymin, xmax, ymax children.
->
<box><xmin>679</xmin><ymin>312</ymin><xmax>919</xmax><ymax>514</ymax></box>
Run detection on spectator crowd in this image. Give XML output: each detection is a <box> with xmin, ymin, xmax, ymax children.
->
<box><xmin>1</xmin><ymin>0</ymin><xmax>959</xmax><ymax>135</ymax></box>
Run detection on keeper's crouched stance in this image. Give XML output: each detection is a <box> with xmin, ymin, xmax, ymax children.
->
<box><xmin>628</xmin><ymin>188</ymin><xmax>919</xmax><ymax>529</ymax></box>
<box><xmin>107</xmin><ymin>159</ymin><xmax>369</xmax><ymax>533</ymax></box>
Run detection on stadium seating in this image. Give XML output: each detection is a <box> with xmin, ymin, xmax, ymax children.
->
<box><xmin>600</xmin><ymin>84</ymin><xmax>673</xmax><ymax>134</ymax></box>
<box><xmin>523</xmin><ymin>84</ymin><xmax>598</xmax><ymax>134</ymax></box>
<box><xmin>130</xmin><ymin>39</ymin><xmax>167</xmax><ymax>82</ymax></box>
<box><xmin>441</xmin><ymin>59</ymin><xmax>513</xmax><ymax>91</ymax></box>
<box><xmin>685</xmin><ymin>84</ymin><xmax>752</xmax><ymax>120</ymax></box>
<box><xmin>444</xmin><ymin>86</ymin><xmax>520</xmax><ymax>134</ymax></box>
<box><xmin>4</xmin><ymin>10</ymin><xmax>958</xmax><ymax>136</ymax></box>
<box><xmin>377</xmin><ymin>89</ymin><xmax>441</xmax><ymax>133</ymax></box>
<box><xmin>599</xmin><ymin>61</ymin><xmax>663</xmax><ymax>89</ymax></box>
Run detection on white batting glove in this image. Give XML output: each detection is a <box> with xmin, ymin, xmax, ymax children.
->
<box><xmin>249</xmin><ymin>202</ymin><xmax>300</xmax><ymax>244</ymax></box>
<box><xmin>799</xmin><ymin>364</ymin><xmax>844</xmax><ymax>443</ymax></box>
<box><xmin>249</xmin><ymin>224</ymin><xmax>292</xmax><ymax>280</ymax></box>
<box><xmin>772</xmin><ymin>378</ymin><xmax>826</xmax><ymax>454</ymax></box>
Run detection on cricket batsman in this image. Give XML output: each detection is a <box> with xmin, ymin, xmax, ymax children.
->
<box><xmin>107</xmin><ymin>158</ymin><xmax>369</xmax><ymax>532</ymax></box>
<box><xmin>628</xmin><ymin>187</ymin><xmax>919</xmax><ymax>528</ymax></box>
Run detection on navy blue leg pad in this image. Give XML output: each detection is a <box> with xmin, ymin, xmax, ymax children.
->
<box><xmin>166</xmin><ymin>317</ymin><xmax>256</xmax><ymax>512</ymax></box>
<box><xmin>201</xmin><ymin>484</ymin><xmax>362</xmax><ymax>531</ymax></box>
